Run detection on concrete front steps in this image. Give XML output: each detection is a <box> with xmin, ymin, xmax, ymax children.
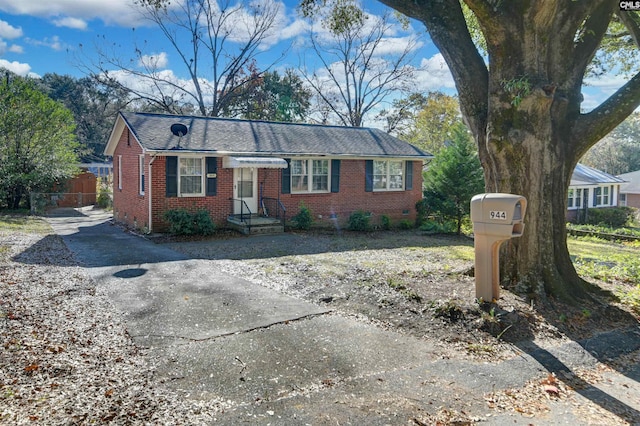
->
<box><xmin>226</xmin><ymin>215</ymin><xmax>284</xmax><ymax>235</ymax></box>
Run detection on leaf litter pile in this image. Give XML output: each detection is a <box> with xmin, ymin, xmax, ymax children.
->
<box><xmin>0</xmin><ymin>232</ymin><xmax>222</xmax><ymax>424</ymax></box>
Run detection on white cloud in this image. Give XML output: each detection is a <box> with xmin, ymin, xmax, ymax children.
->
<box><xmin>412</xmin><ymin>53</ymin><xmax>456</xmax><ymax>92</ymax></box>
<box><xmin>0</xmin><ymin>0</ymin><xmax>145</xmax><ymax>27</ymax></box>
<box><xmin>0</xmin><ymin>19</ymin><xmax>22</xmax><ymax>38</ymax></box>
<box><xmin>7</xmin><ymin>43</ymin><xmax>21</xmax><ymax>53</ymax></box>
<box><xmin>367</xmin><ymin>36</ymin><xmax>423</xmax><ymax>57</ymax></box>
<box><xmin>138</xmin><ymin>52</ymin><xmax>169</xmax><ymax>70</ymax></box>
<box><xmin>0</xmin><ymin>58</ymin><xmax>30</xmax><ymax>75</ymax></box>
<box><xmin>53</xmin><ymin>17</ymin><xmax>88</xmax><ymax>30</ymax></box>
<box><xmin>26</xmin><ymin>35</ymin><xmax>65</xmax><ymax>51</ymax></box>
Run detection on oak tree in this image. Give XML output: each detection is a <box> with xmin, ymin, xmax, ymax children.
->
<box><xmin>300</xmin><ymin>0</ymin><xmax>640</xmax><ymax>301</ymax></box>
<box><xmin>375</xmin><ymin>0</ymin><xmax>640</xmax><ymax>302</ymax></box>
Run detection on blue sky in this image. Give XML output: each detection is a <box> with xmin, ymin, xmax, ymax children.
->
<box><xmin>0</xmin><ymin>0</ymin><xmax>631</xmax><ymax>114</ymax></box>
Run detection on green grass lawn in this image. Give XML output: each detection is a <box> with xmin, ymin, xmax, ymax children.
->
<box><xmin>569</xmin><ymin>235</ymin><xmax>640</xmax><ymax>314</ymax></box>
<box><xmin>0</xmin><ymin>212</ymin><xmax>52</xmax><ymax>235</ymax></box>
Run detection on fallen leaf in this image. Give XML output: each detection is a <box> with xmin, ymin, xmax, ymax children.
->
<box><xmin>543</xmin><ymin>385</ymin><xmax>559</xmax><ymax>396</ymax></box>
<box><xmin>24</xmin><ymin>364</ymin><xmax>39</xmax><ymax>373</ymax></box>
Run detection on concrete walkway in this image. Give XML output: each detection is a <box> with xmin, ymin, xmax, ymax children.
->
<box><xmin>47</xmin><ymin>207</ymin><xmax>640</xmax><ymax>425</ymax></box>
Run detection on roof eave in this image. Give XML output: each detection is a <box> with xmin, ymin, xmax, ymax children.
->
<box><xmin>143</xmin><ymin>149</ymin><xmax>432</xmax><ymax>160</ymax></box>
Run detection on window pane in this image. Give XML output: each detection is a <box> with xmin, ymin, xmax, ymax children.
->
<box><xmin>388</xmin><ymin>161</ymin><xmax>404</xmax><ymax>189</ymax></box>
<box><xmin>567</xmin><ymin>189</ymin><xmax>574</xmax><ymax>208</ymax></box>
<box><xmin>373</xmin><ymin>161</ymin><xmax>386</xmax><ymax>175</ymax></box>
<box><xmin>313</xmin><ymin>175</ymin><xmax>328</xmax><ymax>191</ymax></box>
<box><xmin>292</xmin><ymin>176</ymin><xmax>308</xmax><ymax>192</ymax></box>
<box><xmin>180</xmin><ymin>176</ymin><xmax>202</xmax><ymax>194</ymax></box>
<box><xmin>291</xmin><ymin>160</ymin><xmax>307</xmax><ymax>175</ymax></box>
<box><xmin>389</xmin><ymin>161</ymin><xmax>403</xmax><ymax>176</ymax></box>
<box><xmin>313</xmin><ymin>160</ymin><xmax>328</xmax><ymax>175</ymax></box>
<box><xmin>373</xmin><ymin>175</ymin><xmax>386</xmax><ymax>189</ymax></box>
<box><xmin>312</xmin><ymin>160</ymin><xmax>329</xmax><ymax>191</ymax></box>
<box><xmin>179</xmin><ymin>158</ymin><xmax>202</xmax><ymax>195</ymax></box>
<box><xmin>373</xmin><ymin>161</ymin><xmax>387</xmax><ymax>189</ymax></box>
<box><xmin>291</xmin><ymin>160</ymin><xmax>308</xmax><ymax>192</ymax></box>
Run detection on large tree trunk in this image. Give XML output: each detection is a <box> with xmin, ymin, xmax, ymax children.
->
<box><xmin>480</xmin><ymin>92</ymin><xmax>590</xmax><ymax>302</ymax></box>
<box><xmin>377</xmin><ymin>0</ymin><xmax>640</xmax><ymax>304</ymax></box>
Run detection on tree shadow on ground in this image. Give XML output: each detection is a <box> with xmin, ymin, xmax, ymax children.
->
<box><xmin>485</xmin><ymin>293</ymin><xmax>640</xmax><ymax>423</ymax></box>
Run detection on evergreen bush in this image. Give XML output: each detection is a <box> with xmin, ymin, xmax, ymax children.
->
<box><xmin>292</xmin><ymin>202</ymin><xmax>314</xmax><ymax>230</ymax></box>
<box><xmin>163</xmin><ymin>209</ymin><xmax>215</xmax><ymax>235</ymax></box>
<box><xmin>381</xmin><ymin>214</ymin><xmax>391</xmax><ymax>230</ymax></box>
<box><xmin>585</xmin><ymin>207</ymin><xmax>635</xmax><ymax>228</ymax></box>
<box><xmin>348</xmin><ymin>210</ymin><xmax>370</xmax><ymax>231</ymax></box>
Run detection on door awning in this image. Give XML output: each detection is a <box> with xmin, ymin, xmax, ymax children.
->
<box><xmin>223</xmin><ymin>156</ymin><xmax>288</xmax><ymax>169</ymax></box>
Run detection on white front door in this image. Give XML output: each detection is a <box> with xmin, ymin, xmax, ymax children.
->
<box><xmin>233</xmin><ymin>167</ymin><xmax>258</xmax><ymax>215</ymax></box>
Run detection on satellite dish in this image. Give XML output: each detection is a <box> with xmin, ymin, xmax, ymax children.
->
<box><xmin>170</xmin><ymin>123</ymin><xmax>188</xmax><ymax>137</ymax></box>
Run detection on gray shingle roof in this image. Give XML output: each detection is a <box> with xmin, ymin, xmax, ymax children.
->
<box><xmin>618</xmin><ymin>170</ymin><xmax>640</xmax><ymax>194</ymax></box>
<box><xmin>570</xmin><ymin>163</ymin><xmax>625</xmax><ymax>186</ymax></box>
<box><xmin>118</xmin><ymin>112</ymin><xmax>432</xmax><ymax>159</ymax></box>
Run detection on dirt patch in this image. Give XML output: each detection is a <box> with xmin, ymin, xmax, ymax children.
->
<box><xmin>160</xmin><ymin>229</ymin><xmax>639</xmax><ymax>361</ymax></box>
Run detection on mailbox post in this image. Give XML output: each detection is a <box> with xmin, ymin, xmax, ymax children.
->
<box><xmin>470</xmin><ymin>193</ymin><xmax>527</xmax><ymax>302</ymax></box>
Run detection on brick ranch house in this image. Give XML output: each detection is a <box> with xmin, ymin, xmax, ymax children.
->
<box><xmin>104</xmin><ymin>112</ymin><xmax>432</xmax><ymax>233</ymax></box>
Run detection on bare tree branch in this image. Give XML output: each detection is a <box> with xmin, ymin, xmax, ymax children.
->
<box><xmin>88</xmin><ymin>0</ymin><xmax>283</xmax><ymax>117</ymax></box>
<box><xmin>301</xmin><ymin>10</ymin><xmax>417</xmax><ymax>127</ymax></box>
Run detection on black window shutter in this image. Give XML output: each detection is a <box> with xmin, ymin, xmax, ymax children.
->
<box><xmin>331</xmin><ymin>159</ymin><xmax>340</xmax><ymax>193</ymax></box>
<box><xmin>365</xmin><ymin>160</ymin><xmax>373</xmax><ymax>192</ymax></box>
<box><xmin>281</xmin><ymin>159</ymin><xmax>291</xmax><ymax>194</ymax></box>
<box><xmin>206</xmin><ymin>157</ymin><xmax>218</xmax><ymax>196</ymax></box>
<box><xmin>405</xmin><ymin>161</ymin><xmax>413</xmax><ymax>190</ymax></box>
<box><xmin>166</xmin><ymin>156</ymin><xmax>178</xmax><ymax>197</ymax></box>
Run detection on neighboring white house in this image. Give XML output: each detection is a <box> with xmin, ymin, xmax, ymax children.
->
<box><xmin>617</xmin><ymin>169</ymin><xmax>640</xmax><ymax>210</ymax></box>
<box><xmin>567</xmin><ymin>163</ymin><xmax>625</xmax><ymax>221</ymax></box>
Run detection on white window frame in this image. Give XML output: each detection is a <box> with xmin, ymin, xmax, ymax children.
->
<box><xmin>593</xmin><ymin>185</ymin><xmax>610</xmax><ymax>207</ymax></box>
<box><xmin>178</xmin><ymin>157</ymin><xmax>204</xmax><ymax>197</ymax></box>
<box><xmin>290</xmin><ymin>158</ymin><xmax>330</xmax><ymax>194</ymax></box>
<box><xmin>568</xmin><ymin>187</ymin><xmax>588</xmax><ymax>210</ymax></box>
<box><xmin>117</xmin><ymin>155</ymin><xmax>122</xmax><ymax>190</ymax></box>
<box><xmin>139</xmin><ymin>154</ymin><xmax>145</xmax><ymax>195</ymax></box>
<box><xmin>373</xmin><ymin>160</ymin><xmax>404</xmax><ymax>191</ymax></box>
<box><xmin>567</xmin><ymin>188</ymin><xmax>575</xmax><ymax>208</ymax></box>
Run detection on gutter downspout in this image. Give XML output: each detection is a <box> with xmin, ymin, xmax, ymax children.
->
<box><xmin>148</xmin><ymin>153</ymin><xmax>159</xmax><ymax>234</ymax></box>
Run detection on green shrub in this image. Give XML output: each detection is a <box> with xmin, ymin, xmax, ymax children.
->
<box><xmin>586</xmin><ymin>207</ymin><xmax>635</xmax><ymax>228</ymax></box>
<box><xmin>381</xmin><ymin>215</ymin><xmax>391</xmax><ymax>230</ymax></box>
<box><xmin>415</xmin><ymin>199</ymin><xmax>429</xmax><ymax>226</ymax></box>
<box><xmin>292</xmin><ymin>202</ymin><xmax>314</xmax><ymax>230</ymax></box>
<box><xmin>348</xmin><ymin>210</ymin><xmax>370</xmax><ymax>232</ymax></box>
<box><xmin>398</xmin><ymin>219</ymin><xmax>413</xmax><ymax>230</ymax></box>
<box><xmin>420</xmin><ymin>220</ymin><xmax>456</xmax><ymax>234</ymax></box>
<box><xmin>163</xmin><ymin>208</ymin><xmax>215</xmax><ymax>235</ymax></box>
<box><xmin>96</xmin><ymin>186</ymin><xmax>112</xmax><ymax>209</ymax></box>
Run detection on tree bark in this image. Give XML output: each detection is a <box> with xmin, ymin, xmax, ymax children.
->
<box><xmin>378</xmin><ymin>0</ymin><xmax>640</xmax><ymax>303</ymax></box>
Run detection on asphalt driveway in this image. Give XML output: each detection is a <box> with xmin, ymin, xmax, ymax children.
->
<box><xmin>46</xmin><ymin>207</ymin><xmax>640</xmax><ymax>425</ymax></box>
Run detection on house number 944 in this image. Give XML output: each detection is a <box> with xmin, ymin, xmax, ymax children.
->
<box><xmin>490</xmin><ymin>211</ymin><xmax>507</xmax><ymax>220</ymax></box>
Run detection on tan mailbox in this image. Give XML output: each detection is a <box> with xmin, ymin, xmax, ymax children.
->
<box><xmin>470</xmin><ymin>193</ymin><xmax>527</xmax><ymax>302</ymax></box>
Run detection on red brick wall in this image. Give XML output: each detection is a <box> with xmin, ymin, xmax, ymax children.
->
<box><xmin>112</xmin><ymin>132</ymin><xmax>424</xmax><ymax>232</ymax></box>
<box><xmin>149</xmin><ymin>156</ymin><xmax>235</xmax><ymax>232</ymax></box>
<box><xmin>625</xmin><ymin>193</ymin><xmax>640</xmax><ymax>209</ymax></box>
<box><xmin>261</xmin><ymin>159</ymin><xmax>423</xmax><ymax>228</ymax></box>
<box><xmin>112</xmin><ymin>129</ymin><xmax>148</xmax><ymax>231</ymax></box>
